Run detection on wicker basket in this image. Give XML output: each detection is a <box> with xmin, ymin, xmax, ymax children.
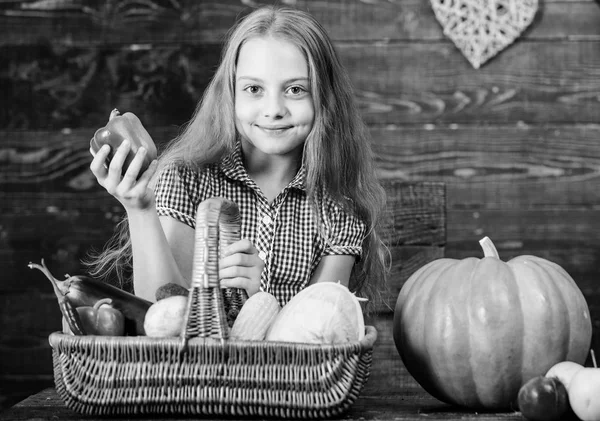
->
<box><xmin>48</xmin><ymin>197</ymin><xmax>377</xmax><ymax>418</ymax></box>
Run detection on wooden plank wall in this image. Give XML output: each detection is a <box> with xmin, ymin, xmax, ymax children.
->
<box><xmin>0</xmin><ymin>0</ymin><xmax>599</xmax><ymax>410</ymax></box>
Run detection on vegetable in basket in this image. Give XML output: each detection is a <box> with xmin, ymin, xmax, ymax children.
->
<box><xmin>155</xmin><ymin>282</ymin><xmax>189</xmax><ymax>301</ymax></box>
<box><xmin>265</xmin><ymin>282</ymin><xmax>365</xmax><ymax>344</ymax></box>
<box><xmin>143</xmin><ymin>295</ymin><xmax>187</xmax><ymax>337</ymax></box>
<box><xmin>90</xmin><ymin>108</ymin><xmax>157</xmax><ymax>176</ymax></box>
<box><xmin>29</xmin><ymin>259</ymin><xmax>151</xmax><ymax>336</ymax></box>
<box><xmin>36</xmin><ymin>261</ymin><xmax>86</xmax><ymax>336</ymax></box>
<box><xmin>76</xmin><ymin>298</ymin><xmax>125</xmax><ymax>336</ymax></box>
<box><xmin>229</xmin><ymin>291</ymin><xmax>280</xmax><ymax>341</ymax></box>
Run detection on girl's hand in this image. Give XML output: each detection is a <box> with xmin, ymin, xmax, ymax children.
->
<box><xmin>219</xmin><ymin>239</ymin><xmax>264</xmax><ymax>296</ymax></box>
<box><xmin>90</xmin><ymin>139</ymin><xmax>158</xmax><ymax>211</ymax></box>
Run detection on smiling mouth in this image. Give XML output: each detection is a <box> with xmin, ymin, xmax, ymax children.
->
<box><xmin>258</xmin><ymin>125</ymin><xmax>293</xmax><ymax>132</ymax></box>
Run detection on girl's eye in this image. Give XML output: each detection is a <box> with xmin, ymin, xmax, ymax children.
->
<box><xmin>244</xmin><ymin>85</ymin><xmax>262</xmax><ymax>95</ymax></box>
<box><xmin>287</xmin><ymin>86</ymin><xmax>306</xmax><ymax>96</ymax></box>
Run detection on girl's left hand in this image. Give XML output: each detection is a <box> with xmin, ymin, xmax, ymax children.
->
<box><xmin>219</xmin><ymin>239</ymin><xmax>264</xmax><ymax>296</ymax></box>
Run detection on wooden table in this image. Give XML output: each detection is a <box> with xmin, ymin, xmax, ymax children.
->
<box><xmin>0</xmin><ymin>377</ymin><xmax>578</xmax><ymax>421</ymax></box>
<box><xmin>0</xmin><ymin>386</ymin><xmax>503</xmax><ymax>421</ymax></box>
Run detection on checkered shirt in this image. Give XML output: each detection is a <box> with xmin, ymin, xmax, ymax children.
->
<box><xmin>154</xmin><ymin>143</ymin><xmax>366</xmax><ymax>306</ymax></box>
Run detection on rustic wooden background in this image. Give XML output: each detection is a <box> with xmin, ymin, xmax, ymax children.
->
<box><xmin>1</xmin><ymin>0</ymin><xmax>599</xmax><ymax>412</ymax></box>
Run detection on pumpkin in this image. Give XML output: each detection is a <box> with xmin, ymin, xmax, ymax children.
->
<box><xmin>393</xmin><ymin>236</ymin><xmax>592</xmax><ymax>410</ymax></box>
<box><xmin>230</xmin><ymin>291</ymin><xmax>280</xmax><ymax>341</ymax></box>
<box><xmin>266</xmin><ymin>282</ymin><xmax>365</xmax><ymax>344</ymax></box>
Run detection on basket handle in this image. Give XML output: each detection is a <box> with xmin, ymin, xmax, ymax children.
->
<box><xmin>180</xmin><ymin>197</ymin><xmax>244</xmax><ymax>345</ymax></box>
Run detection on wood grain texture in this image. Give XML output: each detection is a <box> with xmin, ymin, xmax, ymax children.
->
<box><xmin>2</xmin><ymin>40</ymin><xmax>599</xmax><ymax>129</ymax></box>
<box><xmin>0</xmin><ymin>0</ymin><xmax>598</xmax><ymax>45</ymax></box>
<box><xmin>372</xmin><ymin>124</ymin><xmax>600</xmax><ymax>208</ymax></box>
<box><xmin>0</xmin><ymin>44</ymin><xmax>214</xmax><ymax>129</ymax></box>
<box><xmin>0</xmin><ymin>388</ymin><xmax>531</xmax><ymax>421</ymax></box>
<box><xmin>381</xmin><ymin>180</ymin><xmax>446</xmax><ymax>246</ymax></box>
<box><xmin>0</xmin><ymin>128</ymin><xmax>176</xmax><ymax>190</ymax></box>
<box><xmin>4</xmin><ymin>124</ymin><xmax>600</xmax><ymax>207</ymax></box>
<box><xmin>343</xmin><ymin>41</ymin><xmax>600</xmax><ymax>125</ymax></box>
<box><xmin>0</xmin><ymin>377</ymin><xmax>53</xmax><ymax>417</ymax></box>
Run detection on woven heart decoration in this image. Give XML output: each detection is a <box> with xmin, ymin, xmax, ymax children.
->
<box><xmin>430</xmin><ymin>0</ymin><xmax>539</xmax><ymax>69</ymax></box>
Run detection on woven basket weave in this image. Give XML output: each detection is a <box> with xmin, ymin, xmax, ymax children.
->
<box><xmin>49</xmin><ymin>197</ymin><xmax>377</xmax><ymax>418</ymax></box>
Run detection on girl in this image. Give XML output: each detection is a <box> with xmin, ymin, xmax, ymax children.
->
<box><xmin>87</xmin><ymin>5</ymin><xmax>388</xmax><ymax>309</ymax></box>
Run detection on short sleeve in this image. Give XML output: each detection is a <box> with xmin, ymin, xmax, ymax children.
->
<box><xmin>322</xmin><ymin>203</ymin><xmax>367</xmax><ymax>259</ymax></box>
<box><xmin>154</xmin><ymin>164</ymin><xmax>204</xmax><ymax>229</ymax></box>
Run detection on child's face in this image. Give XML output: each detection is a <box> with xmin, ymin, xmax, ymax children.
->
<box><xmin>234</xmin><ymin>36</ymin><xmax>314</xmax><ymax>160</ymax></box>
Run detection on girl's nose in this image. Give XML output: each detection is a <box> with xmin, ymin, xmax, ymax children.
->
<box><xmin>263</xmin><ymin>94</ymin><xmax>286</xmax><ymax>118</ymax></box>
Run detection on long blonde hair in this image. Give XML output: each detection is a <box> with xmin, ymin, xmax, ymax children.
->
<box><xmin>85</xmin><ymin>5</ymin><xmax>389</xmax><ymax>307</ymax></box>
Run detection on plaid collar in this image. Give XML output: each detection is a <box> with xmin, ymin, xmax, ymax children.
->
<box><xmin>220</xmin><ymin>142</ymin><xmax>306</xmax><ymax>191</ymax></box>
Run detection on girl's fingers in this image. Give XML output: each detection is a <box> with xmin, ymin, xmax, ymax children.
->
<box><xmin>219</xmin><ymin>265</ymin><xmax>250</xmax><ymax>280</ymax></box>
<box><xmin>139</xmin><ymin>158</ymin><xmax>159</xmax><ymax>182</ymax></box>
<box><xmin>219</xmin><ymin>252</ymin><xmax>255</xmax><ymax>269</ymax></box>
<box><xmin>105</xmin><ymin>139</ymin><xmax>131</xmax><ymax>184</ymax></box>
<box><xmin>128</xmin><ymin>159</ymin><xmax>158</xmax><ymax>197</ymax></box>
<box><xmin>88</xmin><ymin>137</ymin><xmax>157</xmax><ymax>210</ymax></box>
<box><xmin>219</xmin><ymin>275</ymin><xmax>261</xmax><ymax>297</ymax></box>
<box><xmin>221</xmin><ymin>239</ymin><xmax>257</xmax><ymax>258</ymax></box>
<box><xmin>219</xmin><ymin>276</ymin><xmax>250</xmax><ymax>289</ymax></box>
<box><xmin>219</xmin><ymin>277</ymin><xmax>249</xmax><ymax>290</ymax></box>
<box><xmin>120</xmin><ymin>146</ymin><xmax>147</xmax><ymax>188</ymax></box>
<box><xmin>219</xmin><ymin>245</ymin><xmax>264</xmax><ymax>297</ymax></box>
<box><xmin>89</xmin><ymin>144</ymin><xmax>111</xmax><ymax>178</ymax></box>
<box><xmin>219</xmin><ymin>252</ymin><xmax>264</xmax><ymax>275</ymax></box>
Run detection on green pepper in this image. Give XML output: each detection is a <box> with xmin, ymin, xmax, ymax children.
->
<box><xmin>76</xmin><ymin>298</ymin><xmax>126</xmax><ymax>336</ymax></box>
<box><xmin>90</xmin><ymin>109</ymin><xmax>157</xmax><ymax>177</ymax></box>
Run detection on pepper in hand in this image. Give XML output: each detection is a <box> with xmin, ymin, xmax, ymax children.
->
<box><xmin>76</xmin><ymin>298</ymin><xmax>125</xmax><ymax>336</ymax></box>
<box><xmin>90</xmin><ymin>108</ymin><xmax>157</xmax><ymax>177</ymax></box>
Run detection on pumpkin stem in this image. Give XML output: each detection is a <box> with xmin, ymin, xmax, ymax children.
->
<box><xmin>592</xmin><ymin>349</ymin><xmax>597</xmax><ymax>368</ymax></box>
<box><xmin>479</xmin><ymin>237</ymin><xmax>500</xmax><ymax>258</ymax></box>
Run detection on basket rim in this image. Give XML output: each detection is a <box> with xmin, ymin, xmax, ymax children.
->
<box><xmin>49</xmin><ymin>325</ymin><xmax>377</xmax><ymax>351</ymax></box>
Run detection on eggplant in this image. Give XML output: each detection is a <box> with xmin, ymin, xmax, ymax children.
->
<box><xmin>29</xmin><ymin>259</ymin><xmax>151</xmax><ymax>336</ymax></box>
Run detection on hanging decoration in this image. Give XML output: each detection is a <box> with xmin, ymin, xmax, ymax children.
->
<box><xmin>430</xmin><ymin>0</ymin><xmax>539</xmax><ymax>69</ymax></box>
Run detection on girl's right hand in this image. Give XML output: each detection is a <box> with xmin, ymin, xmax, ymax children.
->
<box><xmin>90</xmin><ymin>139</ymin><xmax>158</xmax><ymax>211</ymax></box>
